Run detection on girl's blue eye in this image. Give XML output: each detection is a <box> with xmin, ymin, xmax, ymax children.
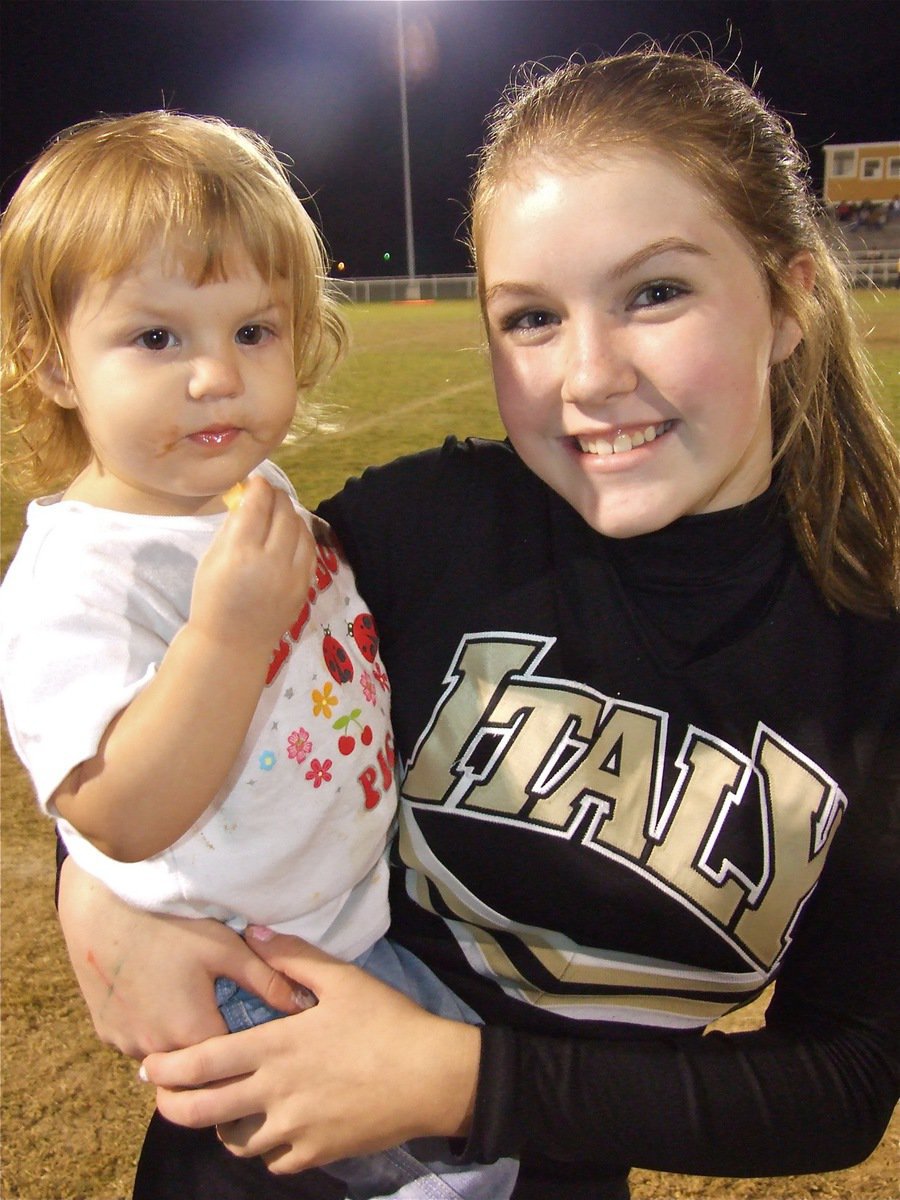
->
<box><xmin>502</xmin><ymin>309</ymin><xmax>557</xmax><ymax>332</ymax></box>
<box><xmin>632</xmin><ymin>282</ymin><xmax>685</xmax><ymax>308</ymax></box>
<box><xmin>136</xmin><ymin>329</ymin><xmax>174</xmax><ymax>351</ymax></box>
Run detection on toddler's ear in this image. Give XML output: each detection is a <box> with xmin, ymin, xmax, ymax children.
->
<box><xmin>34</xmin><ymin>350</ymin><xmax>78</xmax><ymax>409</ymax></box>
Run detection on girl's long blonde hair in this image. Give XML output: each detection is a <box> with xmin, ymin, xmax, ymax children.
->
<box><xmin>2</xmin><ymin>110</ymin><xmax>347</xmax><ymax>492</ymax></box>
<box><xmin>470</xmin><ymin>49</ymin><xmax>900</xmax><ymax>618</ymax></box>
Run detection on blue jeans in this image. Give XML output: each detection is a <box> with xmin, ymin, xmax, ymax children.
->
<box><xmin>215</xmin><ymin>938</ymin><xmax>518</xmax><ymax>1200</ymax></box>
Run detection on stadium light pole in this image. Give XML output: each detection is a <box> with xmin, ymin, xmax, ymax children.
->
<box><xmin>396</xmin><ymin>0</ymin><xmax>419</xmax><ymax>297</ymax></box>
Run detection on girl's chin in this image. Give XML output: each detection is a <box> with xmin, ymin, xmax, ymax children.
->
<box><xmin>573</xmin><ymin>490</ymin><xmax>682</xmax><ymax>539</ymax></box>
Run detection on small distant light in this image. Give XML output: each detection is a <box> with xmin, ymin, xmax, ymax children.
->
<box><xmin>337</xmin><ymin>261</ymin><xmax>346</xmax><ymax>272</ymax></box>
<box><xmin>383</xmin><ymin>252</ymin><xmax>391</xmax><ymax>262</ymax></box>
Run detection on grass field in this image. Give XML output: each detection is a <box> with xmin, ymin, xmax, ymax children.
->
<box><xmin>2</xmin><ymin>293</ymin><xmax>899</xmax><ymax>1200</ymax></box>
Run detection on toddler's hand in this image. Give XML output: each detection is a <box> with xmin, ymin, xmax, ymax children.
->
<box><xmin>190</xmin><ymin>477</ymin><xmax>315</xmax><ymax>656</ymax></box>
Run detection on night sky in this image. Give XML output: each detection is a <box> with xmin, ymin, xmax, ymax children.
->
<box><xmin>2</xmin><ymin>0</ymin><xmax>897</xmax><ymax>276</ymax></box>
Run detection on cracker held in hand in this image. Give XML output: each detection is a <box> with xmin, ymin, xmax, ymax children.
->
<box><xmin>222</xmin><ymin>481</ymin><xmax>247</xmax><ymax>511</ymax></box>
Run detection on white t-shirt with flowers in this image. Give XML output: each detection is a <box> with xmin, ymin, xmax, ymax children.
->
<box><xmin>0</xmin><ymin>461</ymin><xmax>394</xmax><ymax>960</ymax></box>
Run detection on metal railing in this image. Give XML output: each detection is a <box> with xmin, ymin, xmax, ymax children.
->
<box><xmin>846</xmin><ymin>249</ymin><xmax>899</xmax><ymax>288</ymax></box>
<box><xmin>331</xmin><ymin>274</ymin><xmax>478</xmax><ymax>304</ymax></box>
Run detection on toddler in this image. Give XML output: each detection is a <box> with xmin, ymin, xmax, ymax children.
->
<box><xmin>0</xmin><ymin>111</ymin><xmax>516</xmax><ymax>1200</ymax></box>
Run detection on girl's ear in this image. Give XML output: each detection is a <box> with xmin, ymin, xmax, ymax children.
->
<box><xmin>770</xmin><ymin>251</ymin><xmax>816</xmax><ymax>366</ymax></box>
<box><xmin>34</xmin><ymin>351</ymin><xmax>79</xmax><ymax>410</ymax></box>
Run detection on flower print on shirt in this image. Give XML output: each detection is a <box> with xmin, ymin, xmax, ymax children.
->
<box><xmin>360</xmin><ymin>671</ymin><xmax>376</xmax><ymax>705</ymax></box>
<box><xmin>312</xmin><ymin>681</ymin><xmax>338</xmax><ymax>719</ymax></box>
<box><xmin>287</xmin><ymin>726</ymin><xmax>312</xmax><ymax>765</ymax></box>
<box><xmin>305</xmin><ymin>758</ymin><xmax>333</xmax><ymax>788</ymax></box>
<box><xmin>259</xmin><ymin>750</ymin><xmax>277</xmax><ymax>772</ymax></box>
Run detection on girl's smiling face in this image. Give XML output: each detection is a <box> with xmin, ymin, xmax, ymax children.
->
<box><xmin>481</xmin><ymin>151</ymin><xmax>804</xmax><ymax>538</ymax></box>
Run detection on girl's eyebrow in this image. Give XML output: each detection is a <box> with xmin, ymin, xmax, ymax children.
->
<box><xmin>483</xmin><ymin>281</ymin><xmax>541</xmax><ymax>306</ymax></box>
<box><xmin>484</xmin><ymin>238</ymin><xmax>711</xmax><ymax>306</ymax></box>
<box><xmin>608</xmin><ymin>238</ymin><xmax>710</xmax><ymax>280</ymax></box>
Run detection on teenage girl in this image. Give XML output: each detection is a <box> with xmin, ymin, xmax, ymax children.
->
<box><xmin>57</xmin><ymin>50</ymin><xmax>899</xmax><ymax>1200</ymax></box>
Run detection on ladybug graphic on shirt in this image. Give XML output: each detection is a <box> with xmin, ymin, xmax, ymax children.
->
<box><xmin>322</xmin><ymin>627</ymin><xmax>353</xmax><ymax>683</ymax></box>
<box><xmin>349</xmin><ymin>612</ymin><xmax>379</xmax><ymax>663</ymax></box>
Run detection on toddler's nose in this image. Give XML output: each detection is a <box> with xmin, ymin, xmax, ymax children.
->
<box><xmin>188</xmin><ymin>351</ymin><xmax>243</xmax><ymax>400</ymax></box>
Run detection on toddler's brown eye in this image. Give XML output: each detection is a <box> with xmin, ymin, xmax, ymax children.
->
<box><xmin>137</xmin><ymin>328</ymin><xmax>173</xmax><ymax>350</ymax></box>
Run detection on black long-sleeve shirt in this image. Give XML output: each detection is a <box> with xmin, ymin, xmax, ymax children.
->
<box><xmin>61</xmin><ymin>435</ymin><xmax>897</xmax><ymax>1200</ymax></box>
<box><xmin>320</xmin><ymin>436</ymin><xmax>898</xmax><ymax>1198</ymax></box>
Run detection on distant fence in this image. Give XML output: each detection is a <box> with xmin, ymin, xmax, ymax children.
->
<box><xmin>331</xmin><ymin>274</ymin><xmax>478</xmax><ymax>303</ymax></box>
<box><xmin>332</xmin><ymin>256</ymin><xmax>899</xmax><ymax>302</ymax></box>
<box><xmin>847</xmin><ymin>250</ymin><xmax>899</xmax><ymax>288</ymax></box>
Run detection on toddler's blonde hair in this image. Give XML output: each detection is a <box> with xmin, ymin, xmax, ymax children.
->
<box><xmin>2</xmin><ymin>110</ymin><xmax>347</xmax><ymax>491</ymax></box>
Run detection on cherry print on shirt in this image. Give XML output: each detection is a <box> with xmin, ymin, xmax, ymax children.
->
<box><xmin>322</xmin><ymin>627</ymin><xmax>353</xmax><ymax>683</ymax></box>
<box><xmin>333</xmin><ymin>708</ymin><xmax>374</xmax><ymax>755</ymax></box>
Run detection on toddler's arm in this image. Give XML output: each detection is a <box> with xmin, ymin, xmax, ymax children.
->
<box><xmin>58</xmin><ymin>855</ymin><xmax>304</xmax><ymax>1056</ymax></box>
<box><xmin>52</xmin><ymin>477</ymin><xmax>314</xmax><ymax>861</ymax></box>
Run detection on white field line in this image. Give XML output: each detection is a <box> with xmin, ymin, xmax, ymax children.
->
<box><xmin>296</xmin><ymin>378</ymin><xmax>486</xmax><ymax>444</ymax></box>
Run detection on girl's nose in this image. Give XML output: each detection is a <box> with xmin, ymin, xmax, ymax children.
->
<box><xmin>187</xmin><ymin>351</ymin><xmax>243</xmax><ymax>401</ymax></box>
<box><xmin>561</xmin><ymin>323</ymin><xmax>637</xmax><ymax>407</ymax></box>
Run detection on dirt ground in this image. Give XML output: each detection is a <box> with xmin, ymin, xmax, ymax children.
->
<box><xmin>2</xmin><ymin>748</ymin><xmax>897</xmax><ymax>1200</ymax></box>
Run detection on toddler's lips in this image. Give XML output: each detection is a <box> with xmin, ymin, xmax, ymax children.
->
<box><xmin>189</xmin><ymin>427</ymin><xmax>240</xmax><ymax>448</ymax></box>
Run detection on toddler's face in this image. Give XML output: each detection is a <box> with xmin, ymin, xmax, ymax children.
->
<box><xmin>48</xmin><ymin>242</ymin><xmax>297</xmax><ymax>515</ymax></box>
<box><xmin>481</xmin><ymin>151</ymin><xmax>803</xmax><ymax>538</ymax></box>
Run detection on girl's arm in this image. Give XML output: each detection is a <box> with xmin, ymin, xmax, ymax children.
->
<box><xmin>141</xmin><ymin>777</ymin><xmax>899</xmax><ymax>1180</ymax></box>
<box><xmin>53</xmin><ymin>478</ymin><xmax>313</xmax><ymax>861</ymax></box>
<box><xmin>143</xmin><ymin>930</ymin><xmax>482</xmax><ymax>1174</ymax></box>
<box><xmin>141</xmin><ymin>920</ymin><xmax>898</xmax><ymax>1180</ymax></box>
<box><xmin>57</xmin><ymin>855</ymin><xmax>305</xmax><ymax>1057</ymax></box>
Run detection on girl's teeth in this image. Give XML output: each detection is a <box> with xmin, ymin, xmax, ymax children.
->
<box><xmin>579</xmin><ymin>422</ymin><xmax>669</xmax><ymax>457</ymax></box>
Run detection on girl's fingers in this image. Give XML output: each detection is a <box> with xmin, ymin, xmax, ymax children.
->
<box><xmin>154</xmin><ymin>1074</ymin><xmax>261</xmax><ymax>1132</ymax></box>
<box><xmin>243</xmin><ymin>926</ymin><xmax>341</xmax><ymax>984</ymax></box>
<box><xmin>216</xmin><ymin>1112</ymin><xmax>285</xmax><ymax>1160</ymax></box>
<box><xmin>217</xmin><ymin>1111</ymin><xmax>266</xmax><ymax>1151</ymax></box>
<box><xmin>261</xmin><ymin>1140</ymin><xmax>315</xmax><ymax>1176</ymax></box>
<box><xmin>224</xmin><ymin>950</ymin><xmax>308</xmax><ymax>1019</ymax></box>
<box><xmin>142</xmin><ymin>1025</ymin><xmax>264</xmax><ymax>1090</ymax></box>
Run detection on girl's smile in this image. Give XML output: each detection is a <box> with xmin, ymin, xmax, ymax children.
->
<box><xmin>481</xmin><ymin>152</ymin><xmax>804</xmax><ymax>538</ymax></box>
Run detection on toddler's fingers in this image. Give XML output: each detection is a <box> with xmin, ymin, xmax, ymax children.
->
<box><xmin>221</xmin><ymin>476</ymin><xmax>276</xmax><ymax>540</ymax></box>
<box><xmin>265</xmin><ymin>489</ymin><xmax>315</xmax><ymax>565</ymax></box>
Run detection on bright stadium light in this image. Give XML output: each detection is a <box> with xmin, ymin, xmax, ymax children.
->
<box><xmin>396</xmin><ymin>0</ymin><xmax>419</xmax><ymax>298</ymax></box>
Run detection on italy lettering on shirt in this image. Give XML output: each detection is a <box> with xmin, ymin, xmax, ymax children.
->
<box><xmin>400</xmin><ymin>633</ymin><xmax>847</xmax><ymax>1019</ymax></box>
<box><xmin>265</xmin><ymin>539</ymin><xmax>341</xmax><ymax>686</ymax></box>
